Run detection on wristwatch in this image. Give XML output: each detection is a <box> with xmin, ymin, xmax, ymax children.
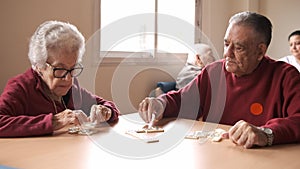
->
<box><xmin>260</xmin><ymin>127</ymin><xmax>274</xmax><ymax>146</ymax></box>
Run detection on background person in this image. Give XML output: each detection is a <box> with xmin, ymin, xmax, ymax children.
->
<box><xmin>150</xmin><ymin>43</ymin><xmax>215</xmax><ymax>97</ymax></box>
<box><xmin>176</xmin><ymin>43</ymin><xmax>216</xmax><ymax>89</ymax></box>
<box><xmin>278</xmin><ymin>30</ymin><xmax>300</xmax><ymax>72</ymax></box>
<box><xmin>0</xmin><ymin>21</ymin><xmax>120</xmax><ymax>137</ymax></box>
<box><xmin>139</xmin><ymin>11</ymin><xmax>300</xmax><ymax>148</ymax></box>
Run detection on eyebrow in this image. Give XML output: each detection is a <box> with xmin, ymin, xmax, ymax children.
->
<box><xmin>51</xmin><ymin>63</ymin><xmax>77</xmax><ymax>69</ymax></box>
<box><xmin>234</xmin><ymin>42</ymin><xmax>245</xmax><ymax>48</ymax></box>
<box><xmin>224</xmin><ymin>39</ymin><xmax>246</xmax><ymax>47</ymax></box>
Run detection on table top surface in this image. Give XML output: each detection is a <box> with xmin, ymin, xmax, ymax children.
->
<box><xmin>0</xmin><ymin>113</ymin><xmax>299</xmax><ymax>169</ymax></box>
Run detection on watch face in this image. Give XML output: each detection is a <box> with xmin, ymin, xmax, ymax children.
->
<box><xmin>264</xmin><ymin>128</ymin><xmax>272</xmax><ymax>134</ymax></box>
<box><xmin>263</xmin><ymin>128</ymin><xmax>274</xmax><ymax>146</ymax></box>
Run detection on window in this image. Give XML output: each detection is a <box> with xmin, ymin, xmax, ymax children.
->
<box><xmin>100</xmin><ymin>0</ymin><xmax>202</xmax><ymax>57</ymax></box>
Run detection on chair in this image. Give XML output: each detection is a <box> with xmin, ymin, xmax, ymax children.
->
<box><xmin>156</xmin><ymin>81</ymin><xmax>177</xmax><ymax>93</ymax></box>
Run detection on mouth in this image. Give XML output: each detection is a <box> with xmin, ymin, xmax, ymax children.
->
<box><xmin>225</xmin><ymin>58</ymin><xmax>237</xmax><ymax>64</ymax></box>
<box><xmin>58</xmin><ymin>84</ymin><xmax>72</xmax><ymax>90</ymax></box>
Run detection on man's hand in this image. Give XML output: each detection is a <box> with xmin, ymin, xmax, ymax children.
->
<box><xmin>138</xmin><ymin>97</ymin><xmax>165</xmax><ymax>123</ymax></box>
<box><xmin>221</xmin><ymin>120</ymin><xmax>268</xmax><ymax>148</ymax></box>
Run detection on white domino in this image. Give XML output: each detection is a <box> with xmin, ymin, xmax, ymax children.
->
<box><xmin>125</xmin><ymin>130</ymin><xmax>159</xmax><ymax>143</ymax></box>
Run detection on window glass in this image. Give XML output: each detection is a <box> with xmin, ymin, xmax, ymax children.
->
<box><xmin>101</xmin><ymin>0</ymin><xmax>154</xmax><ymax>53</ymax></box>
<box><xmin>101</xmin><ymin>0</ymin><xmax>196</xmax><ymax>55</ymax></box>
<box><xmin>157</xmin><ymin>0</ymin><xmax>195</xmax><ymax>53</ymax></box>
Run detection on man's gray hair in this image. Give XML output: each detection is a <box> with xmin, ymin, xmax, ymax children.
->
<box><xmin>229</xmin><ymin>11</ymin><xmax>272</xmax><ymax>47</ymax></box>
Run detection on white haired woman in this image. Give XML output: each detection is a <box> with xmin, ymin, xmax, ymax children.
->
<box><xmin>0</xmin><ymin>21</ymin><xmax>119</xmax><ymax>137</ymax></box>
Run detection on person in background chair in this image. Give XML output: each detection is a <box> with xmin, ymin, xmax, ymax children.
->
<box><xmin>0</xmin><ymin>21</ymin><xmax>120</xmax><ymax>137</ymax></box>
<box><xmin>278</xmin><ymin>30</ymin><xmax>300</xmax><ymax>72</ymax></box>
<box><xmin>176</xmin><ymin>43</ymin><xmax>216</xmax><ymax>89</ymax></box>
<box><xmin>150</xmin><ymin>43</ymin><xmax>215</xmax><ymax>97</ymax></box>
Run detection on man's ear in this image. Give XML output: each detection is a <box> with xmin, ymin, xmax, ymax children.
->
<box><xmin>195</xmin><ymin>54</ymin><xmax>202</xmax><ymax>63</ymax></box>
<box><xmin>257</xmin><ymin>43</ymin><xmax>267</xmax><ymax>61</ymax></box>
<box><xmin>195</xmin><ymin>54</ymin><xmax>205</xmax><ymax>67</ymax></box>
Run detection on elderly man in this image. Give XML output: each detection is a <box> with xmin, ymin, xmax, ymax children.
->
<box><xmin>138</xmin><ymin>11</ymin><xmax>300</xmax><ymax>148</ymax></box>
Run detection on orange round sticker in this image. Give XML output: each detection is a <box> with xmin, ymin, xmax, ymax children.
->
<box><xmin>250</xmin><ymin>103</ymin><xmax>263</xmax><ymax>115</ymax></box>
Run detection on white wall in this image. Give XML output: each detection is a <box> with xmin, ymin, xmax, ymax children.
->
<box><xmin>260</xmin><ymin>0</ymin><xmax>300</xmax><ymax>59</ymax></box>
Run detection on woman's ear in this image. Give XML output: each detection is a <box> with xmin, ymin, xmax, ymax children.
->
<box><xmin>35</xmin><ymin>65</ymin><xmax>44</xmax><ymax>77</ymax></box>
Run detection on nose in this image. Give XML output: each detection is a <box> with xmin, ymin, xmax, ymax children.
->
<box><xmin>224</xmin><ymin>44</ymin><xmax>234</xmax><ymax>58</ymax></box>
<box><xmin>63</xmin><ymin>72</ymin><xmax>73</xmax><ymax>81</ymax></box>
<box><xmin>291</xmin><ymin>43</ymin><xmax>297</xmax><ymax>50</ymax></box>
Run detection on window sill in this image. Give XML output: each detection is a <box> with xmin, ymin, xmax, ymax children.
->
<box><xmin>97</xmin><ymin>51</ymin><xmax>188</xmax><ymax>66</ymax></box>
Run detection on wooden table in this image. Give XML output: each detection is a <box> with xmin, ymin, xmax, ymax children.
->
<box><xmin>0</xmin><ymin>113</ymin><xmax>299</xmax><ymax>169</ymax></box>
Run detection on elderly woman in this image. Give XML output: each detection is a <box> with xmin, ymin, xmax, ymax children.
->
<box><xmin>0</xmin><ymin>21</ymin><xmax>119</xmax><ymax>137</ymax></box>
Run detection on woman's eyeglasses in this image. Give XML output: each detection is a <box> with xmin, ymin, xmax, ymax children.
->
<box><xmin>46</xmin><ymin>63</ymin><xmax>83</xmax><ymax>78</ymax></box>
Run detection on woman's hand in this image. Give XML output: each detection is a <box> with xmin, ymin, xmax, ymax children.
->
<box><xmin>52</xmin><ymin>109</ymin><xmax>77</xmax><ymax>131</ymax></box>
<box><xmin>89</xmin><ymin>104</ymin><xmax>112</xmax><ymax>123</ymax></box>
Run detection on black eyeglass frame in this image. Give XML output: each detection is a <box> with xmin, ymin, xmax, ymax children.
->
<box><xmin>45</xmin><ymin>62</ymin><xmax>84</xmax><ymax>78</ymax></box>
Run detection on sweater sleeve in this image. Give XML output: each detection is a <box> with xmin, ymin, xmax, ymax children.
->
<box><xmin>160</xmin><ymin>68</ymin><xmax>209</xmax><ymax>120</ymax></box>
<box><xmin>263</xmin><ymin>67</ymin><xmax>300</xmax><ymax>144</ymax></box>
<box><xmin>0</xmin><ymin>77</ymin><xmax>53</xmax><ymax>137</ymax></box>
<box><xmin>160</xmin><ymin>63</ymin><xmax>220</xmax><ymax>121</ymax></box>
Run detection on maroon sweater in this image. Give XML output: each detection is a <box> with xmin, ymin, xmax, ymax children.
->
<box><xmin>161</xmin><ymin>56</ymin><xmax>300</xmax><ymax>145</ymax></box>
<box><xmin>0</xmin><ymin>68</ymin><xmax>119</xmax><ymax>137</ymax></box>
